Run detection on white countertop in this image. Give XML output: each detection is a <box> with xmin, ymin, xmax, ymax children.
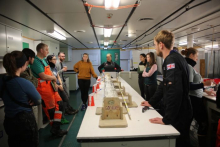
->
<box><xmin>77</xmin><ymin>77</ymin><xmax>179</xmax><ymax>141</ymax></box>
<box><xmin>203</xmin><ymin>92</ymin><xmax>216</xmax><ymax>101</ymax></box>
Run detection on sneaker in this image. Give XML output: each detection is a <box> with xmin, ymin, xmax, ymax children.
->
<box><xmin>50</xmin><ymin>129</ymin><xmax>68</xmax><ymax>137</ymax></box>
<box><xmin>65</xmin><ymin>109</ymin><xmax>79</xmax><ymax>115</ymax></box>
<box><xmin>81</xmin><ymin>104</ymin><xmax>86</xmax><ymax>111</ymax></box>
<box><xmin>61</xmin><ymin>118</ymin><xmax>70</xmax><ymax>125</ymax></box>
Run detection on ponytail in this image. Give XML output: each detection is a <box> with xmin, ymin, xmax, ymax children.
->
<box><xmin>181</xmin><ymin>47</ymin><xmax>198</xmax><ymax>58</ymax></box>
<box><xmin>3</xmin><ymin>51</ymin><xmax>26</xmax><ymax>77</ymax></box>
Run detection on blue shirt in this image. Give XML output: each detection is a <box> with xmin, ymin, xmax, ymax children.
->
<box><xmin>50</xmin><ymin>67</ymin><xmax>60</xmax><ymax>85</ymax></box>
<box><xmin>0</xmin><ymin>77</ymin><xmax>41</xmax><ymax>118</ymax></box>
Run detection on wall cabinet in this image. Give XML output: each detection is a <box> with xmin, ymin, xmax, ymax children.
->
<box><xmin>0</xmin><ymin>23</ymin><xmax>22</xmax><ymax>60</ymax></box>
<box><xmin>33</xmin><ymin>40</ymin><xmax>60</xmax><ymax>56</ymax></box>
<box><xmin>60</xmin><ymin>47</ymin><xmax>72</xmax><ymax>62</ymax></box>
<box><xmin>42</xmin><ymin>41</ymin><xmax>59</xmax><ymax>56</ymax></box>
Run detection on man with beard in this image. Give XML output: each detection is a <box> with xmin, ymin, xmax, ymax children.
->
<box><xmin>20</xmin><ymin>48</ymin><xmax>38</xmax><ymax>88</ymax></box>
<box><xmin>56</xmin><ymin>52</ymin><xmax>78</xmax><ymax>115</ymax></box>
<box><xmin>141</xmin><ymin>30</ymin><xmax>193</xmax><ymax>147</ymax></box>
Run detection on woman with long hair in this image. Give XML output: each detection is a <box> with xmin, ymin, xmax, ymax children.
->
<box><xmin>0</xmin><ymin>51</ymin><xmax>41</xmax><ymax>147</ymax></box>
<box><xmin>74</xmin><ymin>53</ymin><xmax>98</xmax><ymax>111</ymax></box>
<box><xmin>142</xmin><ymin>52</ymin><xmax>158</xmax><ymax>101</ymax></box>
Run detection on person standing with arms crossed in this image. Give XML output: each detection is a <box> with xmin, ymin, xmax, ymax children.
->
<box><xmin>30</xmin><ymin>43</ymin><xmax>67</xmax><ymax>137</ymax></box>
<box><xmin>141</xmin><ymin>30</ymin><xmax>193</xmax><ymax>147</ymax></box>
<box><xmin>142</xmin><ymin>52</ymin><xmax>158</xmax><ymax>101</ymax></box>
<box><xmin>74</xmin><ymin>53</ymin><xmax>98</xmax><ymax>111</ymax></box>
<box><xmin>0</xmin><ymin>51</ymin><xmax>41</xmax><ymax>147</ymax></box>
<box><xmin>137</xmin><ymin>53</ymin><xmax>147</xmax><ymax>99</ymax></box>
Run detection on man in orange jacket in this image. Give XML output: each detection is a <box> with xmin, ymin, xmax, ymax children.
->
<box><xmin>30</xmin><ymin>43</ymin><xmax>67</xmax><ymax>137</ymax></box>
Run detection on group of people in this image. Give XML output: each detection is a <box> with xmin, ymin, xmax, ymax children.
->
<box><xmin>139</xmin><ymin>30</ymin><xmax>216</xmax><ymax>147</ymax></box>
<box><xmin>74</xmin><ymin>53</ymin><xmax>121</xmax><ymax>111</ymax></box>
<box><xmin>0</xmin><ymin>43</ymin><xmax>122</xmax><ymax>146</ymax></box>
<box><xmin>0</xmin><ymin>30</ymin><xmax>217</xmax><ymax>147</ymax></box>
<box><xmin>0</xmin><ymin>43</ymin><xmax>79</xmax><ymax>147</ymax></box>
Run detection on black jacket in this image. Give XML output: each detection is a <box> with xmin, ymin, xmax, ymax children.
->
<box><xmin>98</xmin><ymin>61</ymin><xmax>121</xmax><ymax>73</ymax></box>
<box><xmin>138</xmin><ymin>61</ymin><xmax>147</xmax><ymax>79</ymax></box>
<box><xmin>149</xmin><ymin>50</ymin><xmax>193</xmax><ymax>127</ymax></box>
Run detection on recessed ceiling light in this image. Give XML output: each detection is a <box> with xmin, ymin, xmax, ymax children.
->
<box><xmin>104</xmin><ymin>28</ymin><xmax>113</xmax><ymax>37</ymax></box>
<box><xmin>104</xmin><ymin>42</ymin><xmax>109</xmax><ymax>46</ymax></box>
<box><xmin>105</xmin><ymin>0</ymin><xmax>120</xmax><ymax>10</ymax></box>
<box><xmin>87</xmin><ymin>42</ymin><xmax>93</xmax><ymax>44</ymax></box>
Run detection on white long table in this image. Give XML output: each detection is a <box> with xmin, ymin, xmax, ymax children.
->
<box><xmin>77</xmin><ymin>77</ymin><xmax>179</xmax><ymax>147</ymax></box>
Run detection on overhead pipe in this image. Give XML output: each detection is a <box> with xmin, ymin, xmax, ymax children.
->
<box><xmin>111</xmin><ymin>0</ymin><xmax>140</xmax><ymax>48</ymax></box>
<box><xmin>123</xmin><ymin>0</ymin><xmax>214</xmax><ymax>48</ymax></box>
<box><xmin>140</xmin><ymin>9</ymin><xmax>220</xmax><ymax>47</ymax></box>
<box><xmin>82</xmin><ymin>0</ymin><xmax>100</xmax><ymax>48</ymax></box>
<box><xmin>136</xmin><ymin>0</ymin><xmax>214</xmax><ymax>47</ymax></box>
<box><xmin>26</xmin><ymin>0</ymin><xmax>88</xmax><ymax>48</ymax></box>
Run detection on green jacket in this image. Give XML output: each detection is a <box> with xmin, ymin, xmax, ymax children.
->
<box><xmin>20</xmin><ymin>67</ymin><xmax>38</xmax><ymax>88</ymax></box>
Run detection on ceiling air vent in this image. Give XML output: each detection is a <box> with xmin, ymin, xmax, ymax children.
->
<box><xmin>139</xmin><ymin>18</ymin><xmax>154</xmax><ymax>21</ymax></box>
<box><xmin>74</xmin><ymin>30</ymin><xmax>86</xmax><ymax>33</ymax></box>
<box><xmin>120</xmin><ymin>40</ymin><xmax>127</xmax><ymax>42</ymax></box>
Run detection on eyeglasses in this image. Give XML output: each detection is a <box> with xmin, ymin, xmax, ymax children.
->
<box><xmin>52</xmin><ymin>59</ymin><xmax>56</xmax><ymax>60</ymax></box>
<box><xmin>61</xmin><ymin>56</ymin><xmax>65</xmax><ymax>57</ymax></box>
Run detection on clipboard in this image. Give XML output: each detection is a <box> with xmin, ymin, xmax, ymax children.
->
<box><xmin>138</xmin><ymin>65</ymin><xmax>145</xmax><ymax>71</ymax></box>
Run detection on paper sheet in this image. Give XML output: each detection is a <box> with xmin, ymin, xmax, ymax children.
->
<box><xmin>138</xmin><ymin>65</ymin><xmax>145</xmax><ymax>71</ymax></box>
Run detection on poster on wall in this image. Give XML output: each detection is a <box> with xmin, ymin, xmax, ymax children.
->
<box><xmin>115</xmin><ymin>53</ymin><xmax>118</xmax><ymax>61</ymax></box>
<box><xmin>82</xmin><ymin>54</ymin><xmax>99</xmax><ymax>65</ymax></box>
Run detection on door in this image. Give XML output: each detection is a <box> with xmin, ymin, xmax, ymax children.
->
<box><xmin>120</xmin><ymin>59</ymin><xmax>129</xmax><ymax>71</ymax></box>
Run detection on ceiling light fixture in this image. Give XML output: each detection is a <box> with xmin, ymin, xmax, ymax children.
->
<box><xmin>205</xmin><ymin>44</ymin><xmax>219</xmax><ymax>48</ymax></box>
<box><xmin>104</xmin><ymin>47</ymin><xmax>108</xmax><ymax>50</ymax></box>
<box><xmin>47</xmin><ymin>30</ymin><xmax>66</xmax><ymax>40</ymax></box>
<box><xmin>104</xmin><ymin>42</ymin><xmax>109</xmax><ymax>46</ymax></box>
<box><xmin>105</xmin><ymin>0</ymin><xmax>120</xmax><ymax>10</ymax></box>
<box><xmin>179</xmin><ymin>42</ymin><xmax>187</xmax><ymax>46</ymax></box>
<box><xmin>104</xmin><ymin>28</ymin><xmax>113</xmax><ymax>37</ymax></box>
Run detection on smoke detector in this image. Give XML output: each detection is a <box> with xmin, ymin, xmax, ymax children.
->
<box><xmin>107</xmin><ymin>13</ymin><xmax>113</xmax><ymax>19</ymax></box>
